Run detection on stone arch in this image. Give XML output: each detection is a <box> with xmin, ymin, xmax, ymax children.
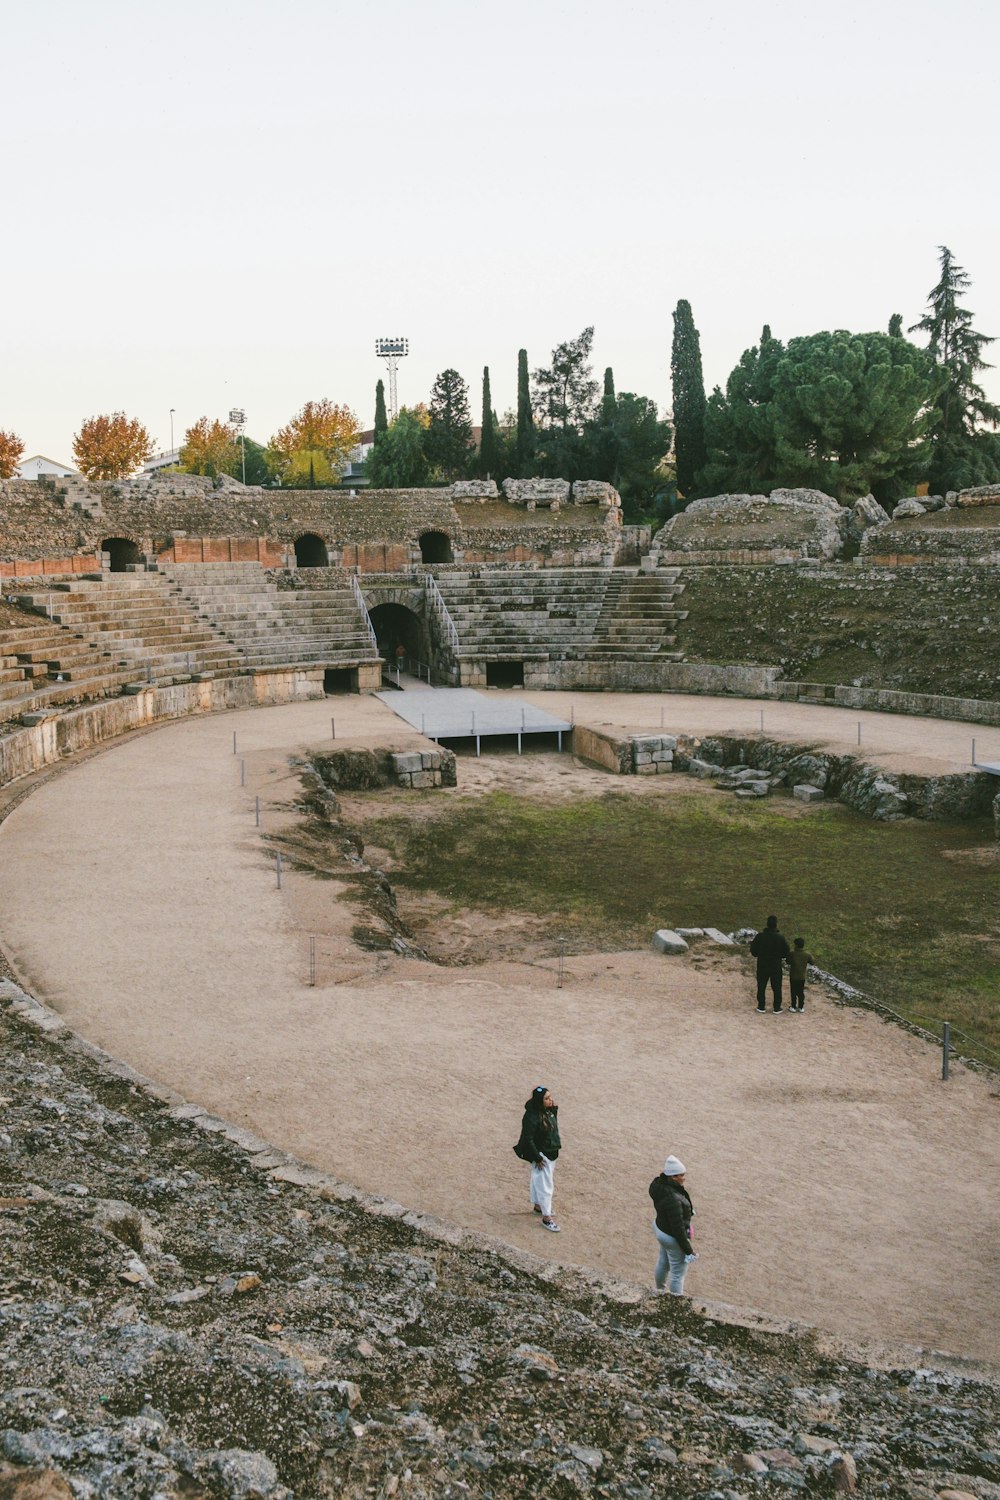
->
<box><xmin>294</xmin><ymin>533</ymin><xmax>329</xmax><ymax>567</ymax></box>
<box><xmin>419</xmin><ymin>530</ymin><xmax>453</xmax><ymax>564</ymax></box>
<box><xmin>369</xmin><ymin>602</ymin><xmax>424</xmax><ymax>666</ymax></box>
<box><xmin>101</xmin><ymin>536</ymin><xmax>142</xmax><ymax>573</ymax></box>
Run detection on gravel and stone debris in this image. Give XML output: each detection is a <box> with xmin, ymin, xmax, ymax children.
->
<box><xmin>1</xmin><ymin>997</ymin><xmax>1000</xmax><ymax>1498</ymax></box>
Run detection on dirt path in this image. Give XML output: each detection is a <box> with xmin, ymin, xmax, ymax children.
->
<box><xmin>0</xmin><ymin>691</ymin><xmax>998</xmax><ymax>1365</ymax></box>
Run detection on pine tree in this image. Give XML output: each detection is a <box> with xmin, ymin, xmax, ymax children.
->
<box><xmin>374</xmin><ymin>380</ymin><xmax>388</xmax><ymax>445</ymax></box>
<box><xmin>425</xmin><ymin>368</ymin><xmax>474</xmax><ymax>480</ymax></box>
<box><xmin>670</xmin><ymin>300</ymin><xmax>707</xmax><ymax>499</ymax></box>
<box><xmin>910</xmin><ymin>246</ymin><xmax>1000</xmax><ymax>490</ymax></box>
<box><xmin>515</xmin><ymin>348</ymin><xmax>534</xmax><ymax>477</ymax></box>
<box><xmin>479</xmin><ymin>366</ymin><xmax>497</xmax><ymax>477</ymax></box>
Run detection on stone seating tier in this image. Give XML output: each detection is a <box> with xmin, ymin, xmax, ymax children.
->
<box><xmin>159</xmin><ymin>563</ymin><xmax>378</xmax><ymax>670</ymax></box>
<box><xmin>431</xmin><ymin>567</ymin><xmax>686</xmax><ymax>663</ymax></box>
<box><xmin>13</xmin><ymin>578</ymin><xmax>245</xmax><ymax>684</ymax></box>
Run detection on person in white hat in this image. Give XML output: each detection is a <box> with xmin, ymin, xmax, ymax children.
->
<box><xmin>649</xmin><ymin>1155</ymin><xmax>697</xmax><ymax>1294</ymax></box>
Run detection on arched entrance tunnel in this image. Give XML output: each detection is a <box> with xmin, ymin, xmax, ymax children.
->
<box><xmin>294</xmin><ymin>533</ymin><xmax>329</xmax><ymax>567</ymax></box>
<box><xmin>369</xmin><ymin>602</ymin><xmax>425</xmax><ymax>672</ymax></box>
<box><xmin>102</xmin><ymin>537</ymin><xmax>142</xmax><ymax>572</ymax></box>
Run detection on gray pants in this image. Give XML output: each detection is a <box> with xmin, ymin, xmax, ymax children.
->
<box><xmin>653</xmin><ymin>1225</ymin><xmax>688</xmax><ymax>1294</ymax></box>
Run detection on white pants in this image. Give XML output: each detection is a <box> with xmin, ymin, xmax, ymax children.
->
<box><xmin>653</xmin><ymin>1225</ymin><xmax>688</xmax><ymax>1294</ymax></box>
<box><xmin>530</xmin><ymin>1154</ymin><xmax>555</xmax><ymax>1216</ymax></box>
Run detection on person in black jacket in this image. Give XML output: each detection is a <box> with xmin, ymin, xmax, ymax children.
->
<box><xmin>649</xmin><ymin>1154</ymin><xmax>697</xmax><ymax>1294</ymax></box>
<box><xmin>517</xmin><ymin>1085</ymin><xmax>562</xmax><ymax>1232</ymax></box>
<box><xmin>750</xmin><ymin>914</ymin><xmax>791</xmax><ymax>1012</ymax></box>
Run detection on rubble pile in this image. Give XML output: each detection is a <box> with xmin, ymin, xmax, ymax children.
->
<box><xmin>1</xmin><ymin>993</ymin><xmax>998</xmax><ymax>1499</ymax></box>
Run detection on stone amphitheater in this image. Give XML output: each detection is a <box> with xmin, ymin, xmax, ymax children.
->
<box><xmin>2</xmin><ymin>472</ymin><xmax>1000</xmax><ymax>1499</ymax></box>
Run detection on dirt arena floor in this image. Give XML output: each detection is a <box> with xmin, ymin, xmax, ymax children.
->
<box><xmin>1</xmin><ymin>689</ymin><xmax>998</xmax><ymax>1366</ymax></box>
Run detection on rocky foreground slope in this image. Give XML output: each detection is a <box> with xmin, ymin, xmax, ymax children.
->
<box><xmin>1</xmin><ymin>985</ymin><xmax>999</xmax><ymax>1500</ymax></box>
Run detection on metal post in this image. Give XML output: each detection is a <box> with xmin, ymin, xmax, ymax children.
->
<box><xmin>476</xmin><ymin>734</ymin><xmax>481</xmax><ymax>757</ymax></box>
<box><xmin>275</xmin><ymin>851</ymin><xmax>282</xmax><ymax>889</ymax></box>
<box><xmin>309</xmin><ymin>935</ymin><xmax>316</xmax><ymax>987</ymax></box>
<box><xmin>233</xmin><ymin>731</ymin><xmax>237</xmax><ymax>755</ymax></box>
<box><xmin>421</xmin><ymin>712</ymin><xmax>426</xmax><ymax>735</ymax></box>
<box><xmin>857</xmin><ymin>721</ymin><xmax>862</xmax><ymax>746</ymax></box>
<box><xmin>255</xmin><ymin>795</ymin><xmax>260</xmax><ymax>827</ymax></box>
<box><xmin>760</xmin><ymin>709</ymin><xmax>764</xmax><ymax>733</ymax></box>
<box><xmin>517</xmin><ymin>731</ymin><xmax>522</xmax><ymax>755</ymax></box>
<box><xmin>331</xmin><ymin>717</ymin><xmax>336</xmax><ymax>740</ymax></box>
<box><xmin>240</xmin><ymin>759</ymin><xmax>245</xmax><ymax>787</ymax></box>
<box><xmin>558</xmin><ymin>939</ymin><xmax>565</xmax><ymax>989</ymax></box>
<box><xmin>570</xmin><ymin>703</ymin><xmax>575</xmax><ymax>725</ymax></box>
<box><xmin>972</xmin><ymin>738</ymin><xmax>976</xmax><ymax>766</ymax></box>
<box><xmin>47</xmin><ymin>594</ymin><xmax>52</xmax><ymax>619</ymax></box>
<box><xmin>396</xmin><ymin>666</ymin><xmax>400</xmax><ymax>687</ymax></box>
<box><xmin>942</xmin><ymin>1021</ymin><xmax>951</xmax><ymax>1081</ymax></box>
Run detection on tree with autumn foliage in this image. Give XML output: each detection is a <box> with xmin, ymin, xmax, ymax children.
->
<box><xmin>72</xmin><ymin>413</ymin><xmax>154</xmax><ymax>480</ymax></box>
<box><xmin>268</xmin><ymin>399</ymin><xmax>359</xmax><ymax>488</ymax></box>
<box><xmin>0</xmin><ymin>430</ymin><xmax>25</xmax><ymax>479</ymax></box>
<box><xmin>179</xmin><ymin>417</ymin><xmax>240</xmax><ymax>478</ymax></box>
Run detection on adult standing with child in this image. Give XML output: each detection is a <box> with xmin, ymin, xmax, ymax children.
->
<box><xmin>750</xmin><ymin>914</ymin><xmax>791</xmax><ymax>1012</ymax></box>
<box><xmin>649</xmin><ymin>1155</ymin><xmax>697</xmax><ymax>1295</ymax></box>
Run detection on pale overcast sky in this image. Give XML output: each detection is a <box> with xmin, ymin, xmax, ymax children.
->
<box><xmin>3</xmin><ymin>0</ymin><xmax>998</xmax><ymax>459</ymax></box>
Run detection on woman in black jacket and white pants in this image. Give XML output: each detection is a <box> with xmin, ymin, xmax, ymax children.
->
<box><xmin>649</xmin><ymin>1154</ymin><xmax>697</xmax><ymax>1294</ymax></box>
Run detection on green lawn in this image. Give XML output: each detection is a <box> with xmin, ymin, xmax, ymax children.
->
<box><xmin>363</xmin><ymin>790</ymin><xmax>1000</xmax><ymax>1065</ymax></box>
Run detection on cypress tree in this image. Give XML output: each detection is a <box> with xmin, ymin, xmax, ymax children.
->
<box><xmin>671</xmin><ymin>300</ymin><xmax>708</xmax><ymax>499</ymax></box>
<box><xmin>888</xmin><ymin>313</ymin><xmax>903</xmax><ymax>338</ymax></box>
<box><xmin>374</xmin><ymin>380</ymin><xmax>388</xmax><ymax>445</ymax></box>
<box><xmin>603</xmin><ymin>366</ymin><xmax>616</xmax><ymax>406</ymax></box>
<box><xmin>479</xmin><ymin>366</ymin><xmax>497</xmax><ymax>477</ymax></box>
<box><xmin>515</xmin><ymin>347</ymin><xmax>534</xmax><ymax>476</ymax></box>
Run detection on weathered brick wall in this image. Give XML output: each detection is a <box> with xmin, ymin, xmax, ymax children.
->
<box><xmin>679</xmin><ymin>564</ymin><xmax>1000</xmax><ymax>700</ymax></box>
<box><xmin>1</xmin><ymin>478</ymin><xmax>619</xmax><ymax>570</ymax></box>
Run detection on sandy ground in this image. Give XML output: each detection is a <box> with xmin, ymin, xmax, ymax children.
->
<box><xmin>1</xmin><ymin>688</ymin><xmax>999</xmax><ymax>1366</ymax></box>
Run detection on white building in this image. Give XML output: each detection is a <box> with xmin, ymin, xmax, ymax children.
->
<box><xmin>142</xmin><ymin>449</ymin><xmax>181</xmax><ymax>474</ymax></box>
<box><xmin>15</xmin><ymin>453</ymin><xmax>80</xmax><ymax>481</ymax></box>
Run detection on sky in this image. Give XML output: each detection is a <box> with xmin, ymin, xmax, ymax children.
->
<box><xmin>3</xmin><ymin>0</ymin><xmax>999</xmax><ymax>460</ymax></box>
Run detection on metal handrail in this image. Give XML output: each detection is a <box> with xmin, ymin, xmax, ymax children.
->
<box><xmin>424</xmin><ymin>573</ymin><xmax>460</xmax><ymax>654</ymax></box>
<box><xmin>350</xmin><ymin>574</ymin><xmax>379</xmax><ymax>653</ymax></box>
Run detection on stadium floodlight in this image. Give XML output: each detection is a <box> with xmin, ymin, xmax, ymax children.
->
<box><xmin>375</xmin><ymin>336</ymin><xmax>409</xmax><ymax>421</ymax></box>
<box><xmin>229</xmin><ymin>408</ymin><xmax>247</xmax><ymax>485</ymax></box>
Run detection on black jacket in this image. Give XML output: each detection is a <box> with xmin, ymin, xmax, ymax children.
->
<box><xmin>750</xmin><ymin>926</ymin><xmax>790</xmax><ymax>970</ymax></box>
<box><xmin>518</xmin><ymin>1102</ymin><xmax>561</xmax><ymax>1163</ymax></box>
<box><xmin>648</xmin><ymin>1174</ymin><xmax>694</xmax><ymax>1255</ymax></box>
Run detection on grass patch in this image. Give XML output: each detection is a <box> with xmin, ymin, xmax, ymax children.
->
<box><xmin>363</xmin><ymin>790</ymin><xmax>1000</xmax><ymax>1065</ymax></box>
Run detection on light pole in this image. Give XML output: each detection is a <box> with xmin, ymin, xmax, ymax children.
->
<box><xmin>375</xmin><ymin>337</ymin><xmax>409</xmax><ymax>422</ymax></box>
<box><xmin>169</xmin><ymin>408</ymin><xmax>175</xmax><ymax>456</ymax></box>
<box><xmin>229</xmin><ymin>408</ymin><xmax>247</xmax><ymax>485</ymax></box>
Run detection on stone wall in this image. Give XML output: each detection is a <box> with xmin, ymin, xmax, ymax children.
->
<box><xmin>678</xmin><ymin>563</ymin><xmax>1000</xmax><ymax>701</ymax></box>
<box><xmin>0</xmin><ymin>476</ymin><xmax>623</xmax><ymax>574</ymax></box>
<box><xmin>0</xmin><ymin>670</ymin><xmax>327</xmax><ymax>792</ymax></box>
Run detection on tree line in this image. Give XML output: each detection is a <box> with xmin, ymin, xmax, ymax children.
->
<box><xmin>671</xmin><ymin>246</ymin><xmax>1000</xmax><ymax>507</ymax></box>
<box><xmin>2</xmin><ymin>247</ymin><xmax>996</xmax><ymax>512</ymax></box>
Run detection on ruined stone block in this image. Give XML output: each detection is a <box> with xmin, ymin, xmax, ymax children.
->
<box><xmin>409</xmin><ymin>771</ymin><xmax>435</xmax><ymax>788</ymax></box>
<box><xmin>651</xmin><ymin>929</ymin><xmax>689</xmax><ymax>955</ymax></box>
<box><xmin>793</xmin><ymin>783</ymin><xmax>825</xmax><ymax>803</ymax></box>
<box><xmin>392</xmin><ymin>752</ymin><xmax>423</xmax><ymax>774</ymax></box>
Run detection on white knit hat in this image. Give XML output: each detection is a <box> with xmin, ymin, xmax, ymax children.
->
<box><xmin>663</xmin><ymin>1155</ymin><xmax>686</xmax><ymax>1176</ymax></box>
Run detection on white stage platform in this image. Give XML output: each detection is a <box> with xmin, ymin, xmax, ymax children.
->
<box><xmin>376</xmin><ymin>687</ymin><xmax>572</xmax><ymax>753</ymax></box>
